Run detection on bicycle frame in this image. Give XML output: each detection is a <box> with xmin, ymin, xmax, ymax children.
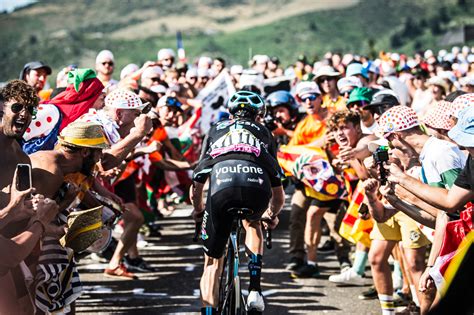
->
<box><xmin>220</xmin><ymin>216</ymin><xmax>245</xmax><ymax>315</ymax></box>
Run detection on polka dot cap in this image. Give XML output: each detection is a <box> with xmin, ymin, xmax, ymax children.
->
<box><xmin>450</xmin><ymin>93</ymin><xmax>474</xmax><ymax>118</ymax></box>
<box><xmin>422</xmin><ymin>101</ymin><xmax>453</xmax><ymax>131</ymax></box>
<box><xmin>377</xmin><ymin>105</ymin><xmax>420</xmax><ymax>137</ymax></box>
<box><xmin>104</xmin><ymin>88</ymin><xmax>147</xmax><ymax>110</ymax></box>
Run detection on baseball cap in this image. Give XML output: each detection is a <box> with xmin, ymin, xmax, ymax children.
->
<box><xmin>377</xmin><ymin>105</ymin><xmax>420</xmax><ymax>138</ymax></box>
<box><xmin>157</xmin><ymin>48</ymin><xmax>175</xmax><ymax>61</ymax></box>
<box><xmin>157</xmin><ymin>96</ymin><xmax>183</xmax><ymax>112</ymax></box>
<box><xmin>427</xmin><ymin>76</ymin><xmax>449</xmax><ymax>93</ymax></box>
<box><xmin>448</xmin><ymin>106</ymin><xmax>474</xmax><ymax>147</ymax></box>
<box><xmin>337</xmin><ymin>76</ymin><xmax>362</xmax><ymax>94</ymax></box>
<box><xmin>314</xmin><ymin>65</ymin><xmax>340</xmax><ymax>80</ymax></box>
<box><xmin>346</xmin><ymin>63</ymin><xmax>368</xmax><ymax>79</ymax></box>
<box><xmin>95</xmin><ymin>50</ymin><xmax>114</xmax><ymax>64</ymax></box>
<box><xmin>230</xmin><ymin>65</ymin><xmax>243</xmax><ymax>75</ymax></box>
<box><xmin>142</xmin><ymin>66</ymin><xmax>164</xmax><ymax>79</ymax></box>
<box><xmin>347</xmin><ymin>87</ymin><xmax>373</xmax><ymax>105</ymax></box>
<box><xmin>20</xmin><ymin>61</ymin><xmax>52</xmax><ymax>80</ymax></box>
<box><xmin>105</xmin><ymin>89</ymin><xmax>148</xmax><ymax>110</ymax></box>
<box><xmin>295</xmin><ymin>81</ymin><xmax>321</xmax><ymax>98</ymax></box>
<box><xmin>422</xmin><ymin>101</ymin><xmax>453</xmax><ymax>131</ymax></box>
<box><xmin>120</xmin><ymin>63</ymin><xmax>139</xmax><ymax>80</ymax></box>
<box><xmin>149</xmin><ymin>85</ymin><xmax>167</xmax><ymax>94</ymax></box>
<box><xmin>367</xmin><ymin>89</ymin><xmax>400</xmax><ymax>107</ymax></box>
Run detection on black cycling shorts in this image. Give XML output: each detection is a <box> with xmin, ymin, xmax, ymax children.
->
<box><xmin>201</xmin><ymin>160</ymin><xmax>272</xmax><ymax>258</ymax></box>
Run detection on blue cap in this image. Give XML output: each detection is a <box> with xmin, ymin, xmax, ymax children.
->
<box><xmin>448</xmin><ymin>106</ymin><xmax>474</xmax><ymax>147</ymax></box>
<box><xmin>346</xmin><ymin>63</ymin><xmax>369</xmax><ymax>80</ymax></box>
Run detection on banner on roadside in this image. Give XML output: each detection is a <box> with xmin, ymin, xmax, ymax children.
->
<box><xmin>196</xmin><ymin>70</ymin><xmax>235</xmax><ymax>134</ymax></box>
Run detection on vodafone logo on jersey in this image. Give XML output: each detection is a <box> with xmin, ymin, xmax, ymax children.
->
<box><xmin>215</xmin><ymin>164</ymin><xmax>264</xmax><ymax>177</ymax></box>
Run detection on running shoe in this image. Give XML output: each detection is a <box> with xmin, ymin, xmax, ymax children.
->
<box><xmin>291</xmin><ymin>264</ymin><xmax>320</xmax><ymax>278</ymax></box>
<box><xmin>124</xmin><ymin>256</ymin><xmax>157</xmax><ymax>272</ymax></box>
<box><xmin>358</xmin><ymin>286</ymin><xmax>378</xmax><ymax>300</ymax></box>
<box><xmin>247</xmin><ymin>290</ymin><xmax>265</xmax><ymax>312</ymax></box>
<box><xmin>285</xmin><ymin>257</ymin><xmax>305</xmax><ymax>271</ymax></box>
<box><xmin>328</xmin><ymin>267</ymin><xmax>365</xmax><ymax>286</ymax></box>
<box><xmin>104</xmin><ymin>264</ymin><xmax>137</xmax><ymax>280</ymax></box>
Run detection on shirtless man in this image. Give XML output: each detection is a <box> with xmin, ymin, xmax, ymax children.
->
<box><xmin>0</xmin><ymin>80</ymin><xmax>60</xmax><ymax>314</ymax></box>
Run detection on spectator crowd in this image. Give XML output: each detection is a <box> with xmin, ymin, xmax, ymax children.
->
<box><xmin>1</xmin><ymin>45</ymin><xmax>474</xmax><ymax>315</ymax></box>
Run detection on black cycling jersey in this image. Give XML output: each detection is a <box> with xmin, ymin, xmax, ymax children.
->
<box><xmin>193</xmin><ymin>118</ymin><xmax>283</xmax><ymax>187</ymax></box>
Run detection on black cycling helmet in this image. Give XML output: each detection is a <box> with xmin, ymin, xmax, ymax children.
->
<box><xmin>265</xmin><ymin>90</ymin><xmax>298</xmax><ymax>116</ymax></box>
<box><xmin>228</xmin><ymin>90</ymin><xmax>265</xmax><ymax>119</ymax></box>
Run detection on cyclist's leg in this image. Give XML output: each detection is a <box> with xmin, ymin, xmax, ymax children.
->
<box><xmin>201</xmin><ymin>253</ymin><xmax>224</xmax><ymax>308</ymax></box>
<box><xmin>243</xmin><ymin>219</ymin><xmax>264</xmax><ymax>291</ymax></box>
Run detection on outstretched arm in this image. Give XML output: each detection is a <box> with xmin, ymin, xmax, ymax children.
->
<box><xmin>388</xmin><ymin>164</ymin><xmax>473</xmax><ymax>212</ymax></box>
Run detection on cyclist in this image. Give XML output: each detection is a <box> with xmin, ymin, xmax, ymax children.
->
<box><xmin>192</xmin><ymin>91</ymin><xmax>285</xmax><ymax>314</ymax></box>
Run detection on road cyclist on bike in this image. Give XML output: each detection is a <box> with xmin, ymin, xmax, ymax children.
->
<box><xmin>191</xmin><ymin>91</ymin><xmax>285</xmax><ymax>314</ymax></box>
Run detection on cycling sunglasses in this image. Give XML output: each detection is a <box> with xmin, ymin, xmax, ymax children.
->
<box><xmin>6</xmin><ymin>103</ymin><xmax>37</xmax><ymax>116</ymax></box>
<box><xmin>301</xmin><ymin>94</ymin><xmax>318</xmax><ymax>102</ymax></box>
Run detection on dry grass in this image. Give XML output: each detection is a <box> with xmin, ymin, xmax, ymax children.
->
<box><xmin>106</xmin><ymin>0</ymin><xmax>359</xmax><ymax>39</ymax></box>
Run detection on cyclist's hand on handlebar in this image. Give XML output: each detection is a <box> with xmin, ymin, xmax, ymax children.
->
<box><xmin>261</xmin><ymin>214</ymin><xmax>279</xmax><ymax>230</ymax></box>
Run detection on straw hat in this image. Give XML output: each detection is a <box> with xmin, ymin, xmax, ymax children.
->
<box><xmin>60</xmin><ymin>206</ymin><xmax>104</xmax><ymax>252</ymax></box>
<box><xmin>58</xmin><ymin>121</ymin><xmax>110</xmax><ymax>149</ymax></box>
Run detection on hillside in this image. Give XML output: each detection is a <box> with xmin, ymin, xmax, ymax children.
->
<box><xmin>0</xmin><ymin>0</ymin><xmax>473</xmax><ymax>82</ymax></box>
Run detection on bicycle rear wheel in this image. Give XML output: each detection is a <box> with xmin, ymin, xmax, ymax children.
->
<box><xmin>220</xmin><ymin>240</ymin><xmax>235</xmax><ymax>315</ymax></box>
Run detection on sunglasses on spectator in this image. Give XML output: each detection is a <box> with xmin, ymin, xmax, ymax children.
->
<box><xmin>150</xmin><ymin>77</ymin><xmax>161</xmax><ymax>82</ymax></box>
<box><xmin>6</xmin><ymin>103</ymin><xmax>37</xmax><ymax>116</ymax></box>
<box><xmin>166</xmin><ymin>97</ymin><xmax>182</xmax><ymax>107</ymax></box>
<box><xmin>301</xmin><ymin>94</ymin><xmax>318</xmax><ymax>102</ymax></box>
<box><xmin>347</xmin><ymin>101</ymin><xmax>369</xmax><ymax>109</ymax></box>
<box><xmin>162</xmin><ymin>58</ymin><xmax>172</xmax><ymax>62</ymax></box>
<box><xmin>188</xmin><ymin>77</ymin><xmax>197</xmax><ymax>80</ymax></box>
<box><xmin>102</xmin><ymin>61</ymin><xmax>114</xmax><ymax>66</ymax></box>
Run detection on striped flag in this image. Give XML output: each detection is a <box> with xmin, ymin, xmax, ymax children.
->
<box><xmin>338</xmin><ymin>179</ymin><xmax>373</xmax><ymax>248</ymax></box>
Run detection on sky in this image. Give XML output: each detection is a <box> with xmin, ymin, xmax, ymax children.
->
<box><xmin>0</xmin><ymin>0</ymin><xmax>36</xmax><ymax>13</ymax></box>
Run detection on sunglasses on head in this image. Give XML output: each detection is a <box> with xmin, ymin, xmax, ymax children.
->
<box><xmin>102</xmin><ymin>61</ymin><xmax>114</xmax><ymax>66</ymax></box>
<box><xmin>6</xmin><ymin>103</ymin><xmax>37</xmax><ymax>116</ymax></box>
<box><xmin>301</xmin><ymin>94</ymin><xmax>318</xmax><ymax>102</ymax></box>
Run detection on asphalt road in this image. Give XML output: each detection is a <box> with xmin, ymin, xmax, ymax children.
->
<box><xmin>75</xmin><ymin>199</ymin><xmax>382</xmax><ymax>314</ymax></box>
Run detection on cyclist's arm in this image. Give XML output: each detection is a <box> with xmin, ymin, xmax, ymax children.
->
<box><xmin>267</xmin><ymin>185</ymin><xmax>285</xmax><ymax>218</ymax></box>
<box><xmin>190</xmin><ymin>181</ymin><xmax>205</xmax><ymax>214</ymax></box>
